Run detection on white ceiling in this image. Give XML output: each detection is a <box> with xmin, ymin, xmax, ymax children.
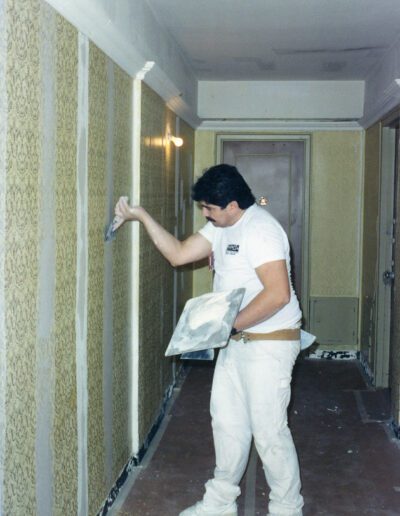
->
<box><xmin>146</xmin><ymin>0</ymin><xmax>400</xmax><ymax>80</ymax></box>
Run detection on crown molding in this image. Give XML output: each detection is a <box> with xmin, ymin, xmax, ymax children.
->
<box><xmin>45</xmin><ymin>0</ymin><xmax>148</xmax><ymax>78</ymax></box>
<box><xmin>197</xmin><ymin>119</ymin><xmax>363</xmax><ymax>132</ymax></box>
<box><xmin>45</xmin><ymin>0</ymin><xmax>200</xmax><ymax>127</ymax></box>
<box><xmin>145</xmin><ymin>64</ymin><xmax>201</xmax><ymax>128</ymax></box>
<box><xmin>360</xmin><ymin>79</ymin><xmax>400</xmax><ymax>129</ymax></box>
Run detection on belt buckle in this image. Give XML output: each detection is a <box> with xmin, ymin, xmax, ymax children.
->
<box><xmin>240</xmin><ymin>331</ymin><xmax>249</xmax><ymax>343</ymax></box>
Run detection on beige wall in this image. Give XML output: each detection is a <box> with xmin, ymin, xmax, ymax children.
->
<box><xmin>310</xmin><ymin>131</ymin><xmax>363</xmax><ymax>298</ymax></box>
<box><xmin>193</xmin><ymin>131</ymin><xmax>215</xmax><ymax>296</ymax></box>
<box><xmin>177</xmin><ymin>119</ymin><xmax>195</xmax><ymax>313</ymax></box>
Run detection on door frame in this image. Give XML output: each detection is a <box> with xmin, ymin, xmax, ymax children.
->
<box><xmin>375</xmin><ymin>114</ymin><xmax>398</xmax><ymax>387</ymax></box>
<box><xmin>216</xmin><ymin>133</ymin><xmax>311</xmax><ymax>326</ymax></box>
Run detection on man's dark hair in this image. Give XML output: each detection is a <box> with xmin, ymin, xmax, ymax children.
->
<box><xmin>191</xmin><ymin>164</ymin><xmax>255</xmax><ymax>209</ymax></box>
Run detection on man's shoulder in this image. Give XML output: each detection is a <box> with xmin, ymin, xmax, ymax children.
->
<box><xmin>245</xmin><ymin>205</ymin><xmax>282</xmax><ymax>229</ymax></box>
<box><xmin>244</xmin><ymin>207</ymin><xmax>289</xmax><ymax>251</ymax></box>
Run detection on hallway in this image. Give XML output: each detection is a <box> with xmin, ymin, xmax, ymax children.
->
<box><xmin>111</xmin><ymin>358</ymin><xmax>400</xmax><ymax>516</ymax></box>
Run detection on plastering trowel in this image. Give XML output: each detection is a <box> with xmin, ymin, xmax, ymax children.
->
<box><xmin>104</xmin><ymin>196</ymin><xmax>129</xmax><ymax>242</ymax></box>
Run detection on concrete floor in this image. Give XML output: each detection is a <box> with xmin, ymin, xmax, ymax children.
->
<box><xmin>111</xmin><ymin>359</ymin><xmax>400</xmax><ymax>516</ymax></box>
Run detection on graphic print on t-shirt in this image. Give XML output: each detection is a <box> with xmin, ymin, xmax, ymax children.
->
<box><xmin>226</xmin><ymin>244</ymin><xmax>240</xmax><ymax>255</ymax></box>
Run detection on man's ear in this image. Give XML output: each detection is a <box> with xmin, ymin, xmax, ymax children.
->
<box><xmin>227</xmin><ymin>200</ymin><xmax>239</xmax><ymax>211</ymax></box>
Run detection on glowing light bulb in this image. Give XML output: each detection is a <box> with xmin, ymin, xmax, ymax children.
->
<box><xmin>167</xmin><ymin>133</ymin><xmax>184</xmax><ymax>147</ymax></box>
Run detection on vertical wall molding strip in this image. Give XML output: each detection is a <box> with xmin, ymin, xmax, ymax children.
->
<box><xmin>130</xmin><ymin>79</ymin><xmax>141</xmax><ymax>455</ymax></box>
<box><xmin>103</xmin><ymin>58</ymin><xmax>115</xmax><ymax>485</ymax></box>
<box><xmin>76</xmin><ymin>32</ymin><xmax>90</xmax><ymax>516</ymax></box>
<box><xmin>0</xmin><ymin>0</ymin><xmax>7</xmax><ymax>513</ymax></box>
<box><xmin>35</xmin><ymin>5</ymin><xmax>57</xmax><ymax>515</ymax></box>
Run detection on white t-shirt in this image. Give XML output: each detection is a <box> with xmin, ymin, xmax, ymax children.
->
<box><xmin>198</xmin><ymin>203</ymin><xmax>302</xmax><ymax>333</ymax></box>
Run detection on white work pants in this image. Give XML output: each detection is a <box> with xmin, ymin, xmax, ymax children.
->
<box><xmin>202</xmin><ymin>339</ymin><xmax>303</xmax><ymax>516</ymax></box>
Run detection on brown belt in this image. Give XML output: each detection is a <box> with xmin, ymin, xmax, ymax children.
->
<box><xmin>231</xmin><ymin>328</ymin><xmax>300</xmax><ymax>343</ymax></box>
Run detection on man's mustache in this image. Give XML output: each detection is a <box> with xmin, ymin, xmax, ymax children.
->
<box><xmin>206</xmin><ymin>216</ymin><xmax>216</xmax><ymax>222</ymax></box>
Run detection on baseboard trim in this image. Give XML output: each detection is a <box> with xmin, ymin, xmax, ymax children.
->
<box><xmin>391</xmin><ymin>420</ymin><xmax>400</xmax><ymax>440</ymax></box>
<box><xmin>358</xmin><ymin>350</ymin><xmax>374</xmax><ymax>384</ymax></box>
<box><xmin>97</xmin><ymin>363</ymin><xmax>189</xmax><ymax>515</ymax></box>
<box><xmin>97</xmin><ymin>455</ymin><xmax>137</xmax><ymax>516</ymax></box>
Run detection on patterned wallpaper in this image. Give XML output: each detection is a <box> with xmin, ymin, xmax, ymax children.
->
<box><xmin>86</xmin><ymin>42</ymin><xmax>132</xmax><ymax>515</ymax></box>
<box><xmin>138</xmin><ymin>84</ymin><xmax>175</xmax><ymax>444</ymax></box>
<box><xmin>138</xmin><ymin>84</ymin><xmax>194</xmax><ymax>445</ymax></box>
<box><xmin>0</xmin><ymin>1</ymin><xmax>133</xmax><ymax>514</ymax></box>
<box><xmin>52</xmin><ymin>11</ymin><xmax>79</xmax><ymax>516</ymax></box>
<box><xmin>87</xmin><ymin>42</ymin><xmax>108</xmax><ymax>514</ymax></box>
<box><xmin>4</xmin><ymin>0</ymin><xmax>41</xmax><ymax>513</ymax></box>
<box><xmin>111</xmin><ymin>63</ymin><xmax>132</xmax><ymax>480</ymax></box>
<box><xmin>0</xmin><ymin>0</ymin><xmax>7</xmax><ymax>505</ymax></box>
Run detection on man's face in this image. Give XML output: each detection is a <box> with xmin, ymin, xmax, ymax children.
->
<box><xmin>199</xmin><ymin>202</ymin><xmax>233</xmax><ymax>227</ymax></box>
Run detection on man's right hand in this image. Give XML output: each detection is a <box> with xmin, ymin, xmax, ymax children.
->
<box><xmin>113</xmin><ymin>196</ymin><xmax>145</xmax><ymax>230</ymax></box>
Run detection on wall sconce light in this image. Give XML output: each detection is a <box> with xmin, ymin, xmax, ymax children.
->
<box><xmin>167</xmin><ymin>133</ymin><xmax>184</xmax><ymax>147</ymax></box>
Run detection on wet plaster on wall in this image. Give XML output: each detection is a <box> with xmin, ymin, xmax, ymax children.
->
<box><xmin>103</xmin><ymin>56</ymin><xmax>115</xmax><ymax>489</ymax></box>
<box><xmin>35</xmin><ymin>4</ymin><xmax>56</xmax><ymax>515</ymax></box>
<box><xmin>76</xmin><ymin>32</ymin><xmax>89</xmax><ymax>516</ymax></box>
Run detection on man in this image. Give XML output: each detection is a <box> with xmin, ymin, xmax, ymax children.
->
<box><xmin>114</xmin><ymin>164</ymin><xmax>304</xmax><ymax>516</ymax></box>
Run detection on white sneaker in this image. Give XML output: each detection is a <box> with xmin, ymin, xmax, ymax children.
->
<box><xmin>179</xmin><ymin>501</ymin><xmax>238</xmax><ymax>516</ymax></box>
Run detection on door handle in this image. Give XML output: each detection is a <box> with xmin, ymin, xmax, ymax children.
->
<box><xmin>383</xmin><ymin>270</ymin><xmax>395</xmax><ymax>284</ymax></box>
<box><xmin>258</xmin><ymin>196</ymin><xmax>268</xmax><ymax>206</ymax></box>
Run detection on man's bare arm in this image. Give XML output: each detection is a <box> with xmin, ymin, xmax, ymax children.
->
<box><xmin>233</xmin><ymin>259</ymin><xmax>290</xmax><ymax>331</ymax></box>
<box><xmin>114</xmin><ymin>197</ymin><xmax>212</xmax><ymax>266</ymax></box>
